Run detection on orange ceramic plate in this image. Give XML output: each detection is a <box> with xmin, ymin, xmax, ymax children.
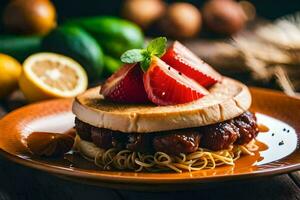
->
<box><xmin>0</xmin><ymin>87</ymin><xmax>299</xmax><ymax>191</ymax></box>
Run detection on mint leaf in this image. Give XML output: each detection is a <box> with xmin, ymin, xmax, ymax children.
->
<box><xmin>141</xmin><ymin>56</ymin><xmax>151</xmax><ymax>72</ymax></box>
<box><xmin>120</xmin><ymin>37</ymin><xmax>167</xmax><ymax>71</ymax></box>
<box><xmin>120</xmin><ymin>49</ymin><xmax>146</xmax><ymax>63</ymax></box>
<box><xmin>147</xmin><ymin>37</ymin><xmax>167</xmax><ymax>57</ymax></box>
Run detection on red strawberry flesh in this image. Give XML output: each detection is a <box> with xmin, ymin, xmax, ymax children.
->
<box><xmin>161</xmin><ymin>41</ymin><xmax>222</xmax><ymax>88</ymax></box>
<box><xmin>100</xmin><ymin>63</ymin><xmax>149</xmax><ymax>103</ymax></box>
<box><xmin>144</xmin><ymin>57</ymin><xmax>209</xmax><ymax>106</ymax></box>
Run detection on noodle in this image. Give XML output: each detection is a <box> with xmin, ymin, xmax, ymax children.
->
<box><xmin>76</xmin><ymin>139</ymin><xmax>259</xmax><ymax>173</ymax></box>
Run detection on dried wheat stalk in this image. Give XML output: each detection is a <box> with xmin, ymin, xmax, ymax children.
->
<box><xmin>273</xmin><ymin>66</ymin><xmax>296</xmax><ymax>97</ymax></box>
<box><xmin>231</xmin><ymin>13</ymin><xmax>300</xmax><ymax>97</ymax></box>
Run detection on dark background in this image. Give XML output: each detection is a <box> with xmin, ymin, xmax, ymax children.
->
<box><xmin>0</xmin><ymin>0</ymin><xmax>300</xmax><ymax>25</ymax></box>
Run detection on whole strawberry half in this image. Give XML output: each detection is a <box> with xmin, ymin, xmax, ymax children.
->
<box><xmin>100</xmin><ymin>63</ymin><xmax>149</xmax><ymax>103</ymax></box>
<box><xmin>144</xmin><ymin>57</ymin><xmax>209</xmax><ymax>106</ymax></box>
<box><xmin>161</xmin><ymin>41</ymin><xmax>222</xmax><ymax>88</ymax></box>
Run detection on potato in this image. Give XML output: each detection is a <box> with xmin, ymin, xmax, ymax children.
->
<box><xmin>159</xmin><ymin>3</ymin><xmax>202</xmax><ymax>39</ymax></box>
<box><xmin>122</xmin><ymin>0</ymin><xmax>166</xmax><ymax>29</ymax></box>
<box><xmin>202</xmin><ymin>0</ymin><xmax>246</xmax><ymax>35</ymax></box>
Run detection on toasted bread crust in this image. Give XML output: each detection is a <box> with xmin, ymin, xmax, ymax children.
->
<box><xmin>72</xmin><ymin>77</ymin><xmax>251</xmax><ymax>133</ymax></box>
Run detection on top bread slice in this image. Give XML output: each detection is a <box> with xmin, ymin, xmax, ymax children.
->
<box><xmin>72</xmin><ymin>77</ymin><xmax>251</xmax><ymax>133</ymax></box>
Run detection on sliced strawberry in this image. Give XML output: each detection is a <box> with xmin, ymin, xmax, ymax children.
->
<box><xmin>144</xmin><ymin>57</ymin><xmax>209</xmax><ymax>106</ymax></box>
<box><xmin>161</xmin><ymin>41</ymin><xmax>222</xmax><ymax>88</ymax></box>
<box><xmin>100</xmin><ymin>63</ymin><xmax>149</xmax><ymax>103</ymax></box>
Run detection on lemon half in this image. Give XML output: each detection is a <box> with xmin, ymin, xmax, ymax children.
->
<box><xmin>19</xmin><ymin>52</ymin><xmax>88</xmax><ymax>102</ymax></box>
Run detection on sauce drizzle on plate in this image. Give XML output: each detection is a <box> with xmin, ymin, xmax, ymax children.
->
<box><xmin>26</xmin><ymin>129</ymin><xmax>75</xmax><ymax>157</ymax></box>
<box><xmin>258</xmin><ymin>124</ymin><xmax>269</xmax><ymax>133</ymax></box>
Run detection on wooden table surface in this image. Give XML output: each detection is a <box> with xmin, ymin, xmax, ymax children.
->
<box><xmin>0</xmin><ymin>91</ymin><xmax>300</xmax><ymax>200</ymax></box>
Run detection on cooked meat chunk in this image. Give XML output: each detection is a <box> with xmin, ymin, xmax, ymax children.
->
<box><xmin>234</xmin><ymin>111</ymin><xmax>259</xmax><ymax>145</ymax></box>
<box><xmin>74</xmin><ymin>118</ymin><xmax>92</xmax><ymax>141</ymax></box>
<box><xmin>91</xmin><ymin>127</ymin><xmax>113</xmax><ymax>149</ymax></box>
<box><xmin>91</xmin><ymin>127</ymin><xmax>126</xmax><ymax>149</ymax></box>
<box><xmin>127</xmin><ymin>134</ymin><xmax>154</xmax><ymax>153</ymax></box>
<box><xmin>74</xmin><ymin>111</ymin><xmax>258</xmax><ymax>154</ymax></box>
<box><xmin>153</xmin><ymin>131</ymin><xmax>201</xmax><ymax>154</ymax></box>
<box><xmin>200</xmin><ymin>111</ymin><xmax>258</xmax><ymax>150</ymax></box>
<box><xmin>200</xmin><ymin>122</ymin><xmax>239</xmax><ymax>151</ymax></box>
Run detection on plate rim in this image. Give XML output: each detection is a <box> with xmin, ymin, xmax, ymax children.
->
<box><xmin>0</xmin><ymin>148</ymin><xmax>299</xmax><ymax>184</ymax></box>
<box><xmin>0</xmin><ymin>87</ymin><xmax>299</xmax><ymax>185</ymax></box>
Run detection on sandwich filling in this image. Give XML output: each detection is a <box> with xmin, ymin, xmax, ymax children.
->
<box><xmin>74</xmin><ymin>111</ymin><xmax>259</xmax><ymax>172</ymax></box>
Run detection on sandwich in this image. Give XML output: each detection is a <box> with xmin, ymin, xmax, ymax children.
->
<box><xmin>72</xmin><ymin>37</ymin><xmax>259</xmax><ymax>172</ymax></box>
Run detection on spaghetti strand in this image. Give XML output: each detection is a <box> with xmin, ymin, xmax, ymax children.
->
<box><xmin>77</xmin><ymin>139</ymin><xmax>259</xmax><ymax>173</ymax></box>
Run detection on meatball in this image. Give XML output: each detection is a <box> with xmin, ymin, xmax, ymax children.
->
<box><xmin>74</xmin><ymin>111</ymin><xmax>258</xmax><ymax>154</ymax></box>
<box><xmin>200</xmin><ymin>121</ymin><xmax>239</xmax><ymax>151</ymax></box>
<box><xmin>234</xmin><ymin>111</ymin><xmax>258</xmax><ymax>145</ymax></box>
<box><xmin>74</xmin><ymin>118</ymin><xmax>92</xmax><ymax>141</ymax></box>
<box><xmin>200</xmin><ymin>111</ymin><xmax>258</xmax><ymax>150</ymax></box>
<box><xmin>153</xmin><ymin>131</ymin><xmax>201</xmax><ymax>154</ymax></box>
<box><xmin>91</xmin><ymin>127</ymin><xmax>127</xmax><ymax>149</ymax></box>
<box><xmin>127</xmin><ymin>134</ymin><xmax>154</xmax><ymax>153</ymax></box>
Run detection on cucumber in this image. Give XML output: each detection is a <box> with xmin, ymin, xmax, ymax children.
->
<box><xmin>65</xmin><ymin>16</ymin><xmax>144</xmax><ymax>57</ymax></box>
<box><xmin>42</xmin><ymin>26</ymin><xmax>104</xmax><ymax>82</ymax></box>
<box><xmin>103</xmin><ymin>55</ymin><xmax>122</xmax><ymax>77</ymax></box>
<box><xmin>0</xmin><ymin>35</ymin><xmax>42</xmax><ymax>61</ymax></box>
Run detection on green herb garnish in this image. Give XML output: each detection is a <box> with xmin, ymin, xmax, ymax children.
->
<box><xmin>120</xmin><ymin>37</ymin><xmax>167</xmax><ymax>71</ymax></box>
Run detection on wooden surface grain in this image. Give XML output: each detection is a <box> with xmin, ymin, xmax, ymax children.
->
<box><xmin>0</xmin><ymin>91</ymin><xmax>299</xmax><ymax>200</ymax></box>
<box><xmin>290</xmin><ymin>171</ymin><xmax>300</xmax><ymax>188</ymax></box>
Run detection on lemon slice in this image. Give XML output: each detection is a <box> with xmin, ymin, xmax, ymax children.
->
<box><xmin>19</xmin><ymin>52</ymin><xmax>88</xmax><ymax>102</ymax></box>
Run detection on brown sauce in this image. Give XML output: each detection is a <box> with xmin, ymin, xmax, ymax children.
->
<box><xmin>63</xmin><ymin>139</ymin><xmax>269</xmax><ymax>174</ymax></box>
<box><xmin>258</xmin><ymin>124</ymin><xmax>270</xmax><ymax>133</ymax></box>
<box><xmin>27</xmin><ymin>129</ymin><xmax>75</xmax><ymax>157</ymax></box>
<box><xmin>27</xmin><ymin>128</ymin><xmax>269</xmax><ymax>174</ymax></box>
<box><xmin>231</xmin><ymin>140</ymin><xmax>268</xmax><ymax>173</ymax></box>
<box><xmin>255</xmin><ymin>140</ymin><xmax>268</xmax><ymax>151</ymax></box>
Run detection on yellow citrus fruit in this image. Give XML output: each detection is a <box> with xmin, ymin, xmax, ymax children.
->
<box><xmin>19</xmin><ymin>52</ymin><xmax>88</xmax><ymax>102</ymax></box>
<box><xmin>0</xmin><ymin>54</ymin><xmax>22</xmax><ymax>98</ymax></box>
